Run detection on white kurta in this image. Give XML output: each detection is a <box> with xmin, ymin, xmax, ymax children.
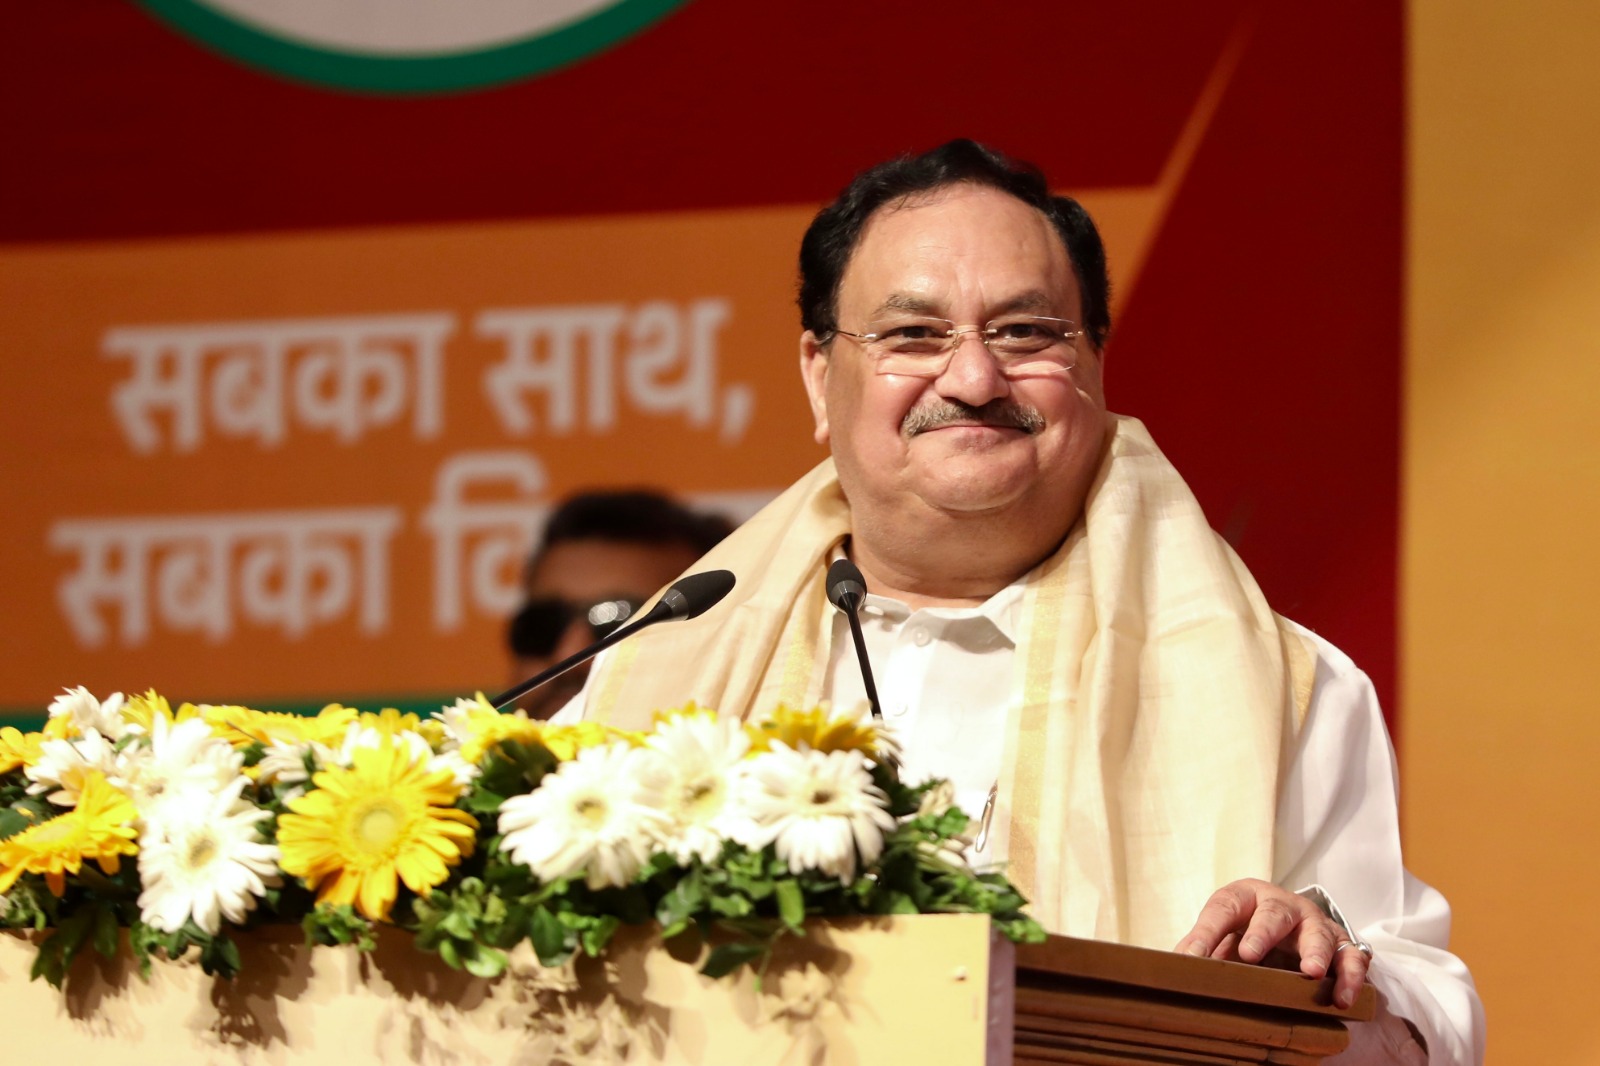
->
<box><xmin>557</xmin><ymin>583</ymin><xmax>1486</xmax><ymax>1063</ymax></box>
<box><xmin>819</xmin><ymin>589</ymin><xmax>1485</xmax><ymax>1066</ymax></box>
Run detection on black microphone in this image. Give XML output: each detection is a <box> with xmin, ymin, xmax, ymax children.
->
<box><xmin>825</xmin><ymin>558</ymin><xmax>882</xmax><ymax>720</ymax></box>
<box><xmin>489</xmin><ymin>569</ymin><xmax>736</xmax><ymax>711</ymax></box>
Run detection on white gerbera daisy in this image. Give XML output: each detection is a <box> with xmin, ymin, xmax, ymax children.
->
<box><xmin>742</xmin><ymin>745</ymin><xmax>896</xmax><ymax>884</ymax></box>
<box><xmin>46</xmin><ymin>687</ymin><xmax>127</xmax><ymax>741</ymax></box>
<box><xmin>113</xmin><ymin>715</ymin><xmax>243</xmax><ymax>822</ymax></box>
<box><xmin>26</xmin><ymin>729</ymin><xmax>118</xmax><ymax>807</ymax></box>
<box><xmin>637</xmin><ymin>713</ymin><xmax>757</xmax><ymax>864</ymax></box>
<box><xmin>255</xmin><ymin>737</ymin><xmax>337</xmax><ymax>796</ymax></box>
<box><xmin>434</xmin><ymin>695</ymin><xmax>495</xmax><ymax>752</ymax></box>
<box><xmin>428</xmin><ymin>749</ymin><xmax>478</xmax><ymax>790</ymax></box>
<box><xmin>498</xmin><ymin>743</ymin><xmax>668</xmax><ymax>890</ymax></box>
<box><xmin>137</xmin><ymin>777</ymin><xmax>280</xmax><ymax>934</ymax></box>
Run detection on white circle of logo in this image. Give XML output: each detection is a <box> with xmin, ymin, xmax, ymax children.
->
<box><xmin>136</xmin><ymin>0</ymin><xmax>691</xmax><ymax>93</ymax></box>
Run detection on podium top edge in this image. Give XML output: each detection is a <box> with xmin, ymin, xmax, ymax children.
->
<box><xmin>1015</xmin><ymin>933</ymin><xmax>1378</xmax><ymax>1022</ymax></box>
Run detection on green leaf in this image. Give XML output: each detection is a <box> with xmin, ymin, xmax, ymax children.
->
<box><xmin>885</xmin><ymin>892</ymin><xmax>920</xmax><ymax>915</ymax></box>
<box><xmin>463</xmin><ymin>788</ymin><xmax>506</xmax><ymax>814</ymax></box>
<box><xmin>30</xmin><ymin>932</ymin><xmax>67</xmax><ymax>989</ymax></box>
<box><xmin>198</xmin><ymin>934</ymin><xmax>243</xmax><ymax>979</ymax></box>
<box><xmin>656</xmin><ymin>869</ymin><xmax>710</xmax><ymax>937</ymax></box>
<box><xmin>700</xmin><ymin>941</ymin><xmax>768</xmax><ymax>979</ymax></box>
<box><xmin>58</xmin><ymin>905</ymin><xmax>96</xmax><ymax>954</ymax></box>
<box><xmin>528</xmin><ymin>906</ymin><xmax>568</xmax><ymax>966</ymax></box>
<box><xmin>302</xmin><ymin>904</ymin><xmax>377</xmax><ymax>950</ymax></box>
<box><xmin>462</xmin><ymin>944</ymin><xmax>508</xmax><ymax>979</ymax></box>
<box><xmin>0</xmin><ymin>805</ymin><xmax>31</xmax><ymax>841</ymax></box>
<box><xmin>774</xmin><ymin>879</ymin><xmax>805</xmax><ymax>932</ymax></box>
<box><xmin>579</xmin><ymin>914</ymin><xmax>620</xmax><ymax>957</ymax></box>
<box><xmin>489</xmin><ymin>903</ymin><xmax>533</xmax><ymax>948</ymax></box>
<box><xmin>707</xmin><ymin>885</ymin><xmax>755</xmax><ymax>918</ymax></box>
<box><xmin>726</xmin><ymin>867</ymin><xmax>774</xmax><ymax>900</ymax></box>
<box><xmin>92</xmin><ymin>903</ymin><xmax>120</xmax><ymax>959</ymax></box>
<box><xmin>439</xmin><ymin>908</ymin><xmax>474</xmax><ymax>940</ymax></box>
<box><xmin>438</xmin><ymin>937</ymin><xmax>461</xmax><ymax>970</ymax></box>
<box><xmin>128</xmin><ymin>920</ymin><xmax>156</xmax><ymax>979</ymax></box>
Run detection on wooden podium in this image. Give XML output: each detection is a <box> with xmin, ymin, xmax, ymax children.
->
<box><xmin>0</xmin><ymin>916</ymin><xmax>1372</xmax><ymax>1064</ymax></box>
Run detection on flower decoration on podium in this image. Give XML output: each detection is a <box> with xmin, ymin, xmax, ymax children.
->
<box><xmin>0</xmin><ymin>687</ymin><xmax>1043</xmax><ymax>988</ymax></box>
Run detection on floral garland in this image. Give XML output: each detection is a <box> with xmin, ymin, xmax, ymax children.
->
<box><xmin>0</xmin><ymin>688</ymin><xmax>1043</xmax><ymax>988</ymax></box>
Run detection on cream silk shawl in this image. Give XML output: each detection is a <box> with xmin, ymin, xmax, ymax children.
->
<box><xmin>584</xmin><ymin>416</ymin><xmax>1315</xmax><ymax>950</ymax></box>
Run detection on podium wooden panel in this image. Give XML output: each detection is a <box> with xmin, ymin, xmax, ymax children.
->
<box><xmin>0</xmin><ymin>916</ymin><xmax>1371</xmax><ymax>1064</ymax></box>
<box><xmin>1014</xmin><ymin>935</ymin><xmax>1374</xmax><ymax>1064</ymax></box>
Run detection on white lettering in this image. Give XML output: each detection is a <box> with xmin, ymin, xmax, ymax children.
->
<box><xmin>102</xmin><ymin>314</ymin><xmax>454</xmax><ymax>452</ymax></box>
<box><xmin>48</xmin><ymin>509</ymin><xmax>401</xmax><ymax>647</ymax></box>
<box><xmin>420</xmin><ymin>452</ymin><xmax>548</xmax><ymax>631</ymax></box>
<box><xmin>479</xmin><ymin>299</ymin><xmax>742</xmax><ymax>439</ymax></box>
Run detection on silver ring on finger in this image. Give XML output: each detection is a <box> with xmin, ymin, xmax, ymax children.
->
<box><xmin>1334</xmin><ymin>938</ymin><xmax>1374</xmax><ymax>961</ymax></box>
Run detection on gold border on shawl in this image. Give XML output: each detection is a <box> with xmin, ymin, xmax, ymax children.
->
<box><xmin>591</xmin><ymin>636</ymin><xmax>644</xmax><ymax>725</ymax></box>
<box><xmin>773</xmin><ymin>572</ymin><xmax>832</xmax><ymax>711</ymax></box>
<box><xmin>1001</xmin><ymin>541</ymin><xmax>1077</xmax><ymax>911</ymax></box>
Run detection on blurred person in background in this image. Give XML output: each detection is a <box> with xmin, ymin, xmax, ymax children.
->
<box><xmin>505</xmin><ymin>490</ymin><xmax>733</xmax><ymax>718</ymax></box>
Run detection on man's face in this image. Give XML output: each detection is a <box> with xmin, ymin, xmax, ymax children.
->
<box><xmin>801</xmin><ymin>184</ymin><xmax>1109</xmax><ymax>533</ymax></box>
<box><xmin>510</xmin><ymin>538</ymin><xmax>704</xmax><ymax>718</ymax></box>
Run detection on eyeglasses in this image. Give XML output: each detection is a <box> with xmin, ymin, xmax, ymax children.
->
<box><xmin>506</xmin><ymin>595</ymin><xmax>644</xmax><ymax>659</ymax></box>
<box><xmin>830</xmin><ymin>315</ymin><xmax>1080</xmax><ymax>378</ymax></box>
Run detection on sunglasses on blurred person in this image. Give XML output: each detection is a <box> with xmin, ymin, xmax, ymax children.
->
<box><xmin>506</xmin><ymin>595</ymin><xmax>645</xmax><ymax>660</ymax></box>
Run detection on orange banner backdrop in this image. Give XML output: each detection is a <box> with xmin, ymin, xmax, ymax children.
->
<box><xmin>2</xmin><ymin>208</ymin><xmax>817</xmax><ymax>710</ymax></box>
<box><xmin>3</xmin><ymin>190</ymin><xmax>1169</xmax><ymax>714</ymax></box>
<box><xmin>3</xmin><ymin>4</ymin><xmax>1404</xmax><ymax>736</ymax></box>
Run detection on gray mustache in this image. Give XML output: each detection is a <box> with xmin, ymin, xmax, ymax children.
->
<box><xmin>902</xmin><ymin>400</ymin><xmax>1045</xmax><ymax>437</ymax></box>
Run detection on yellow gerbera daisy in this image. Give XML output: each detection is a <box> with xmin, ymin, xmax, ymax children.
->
<box><xmin>544</xmin><ymin>721</ymin><xmax>630</xmax><ymax>760</ymax></box>
<box><xmin>443</xmin><ymin>695</ymin><xmax>625</xmax><ymax>765</ymax></box>
<box><xmin>747</xmin><ymin>703</ymin><xmax>894</xmax><ymax>760</ymax></box>
<box><xmin>0</xmin><ymin>772</ymin><xmax>139</xmax><ymax>895</ymax></box>
<box><xmin>413</xmin><ymin>718</ymin><xmax>447</xmax><ymax>749</ymax></box>
<box><xmin>121</xmin><ymin>690</ymin><xmax>203</xmax><ymax>735</ymax></box>
<box><xmin>205</xmin><ymin>703</ymin><xmax>358</xmax><ymax>750</ymax></box>
<box><xmin>650</xmin><ymin>702</ymin><xmax>719</xmax><ymax>728</ymax></box>
<box><xmin>455</xmin><ymin>709</ymin><xmax>547</xmax><ymax>765</ymax></box>
<box><xmin>42</xmin><ymin>708</ymin><xmax>78</xmax><ymax>740</ymax></box>
<box><xmin>277</xmin><ymin>739</ymin><xmax>478</xmax><ymax>921</ymax></box>
<box><xmin>0</xmin><ymin>726</ymin><xmax>44</xmax><ymax>775</ymax></box>
<box><xmin>358</xmin><ymin>708</ymin><xmax>422</xmax><ymax>737</ymax></box>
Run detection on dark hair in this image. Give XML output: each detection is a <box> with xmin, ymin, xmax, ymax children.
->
<box><xmin>798</xmin><ymin>139</ymin><xmax>1111</xmax><ymax>350</ymax></box>
<box><xmin>522</xmin><ymin>489</ymin><xmax>733</xmax><ymax>582</ymax></box>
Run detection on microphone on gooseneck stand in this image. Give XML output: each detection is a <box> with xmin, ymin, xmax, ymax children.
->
<box><xmin>489</xmin><ymin>569</ymin><xmax>737</xmax><ymax>712</ymax></box>
<box><xmin>825</xmin><ymin>558</ymin><xmax>882</xmax><ymax>721</ymax></box>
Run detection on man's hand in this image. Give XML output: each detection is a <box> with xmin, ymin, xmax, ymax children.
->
<box><xmin>1173</xmin><ymin>878</ymin><xmax>1369</xmax><ymax>1010</ymax></box>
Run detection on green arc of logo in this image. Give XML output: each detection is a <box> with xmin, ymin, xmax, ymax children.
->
<box><xmin>134</xmin><ymin>0</ymin><xmax>693</xmax><ymax>95</ymax></box>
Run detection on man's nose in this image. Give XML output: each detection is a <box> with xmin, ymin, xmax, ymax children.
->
<box><xmin>934</xmin><ymin>331</ymin><xmax>1009</xmax><ymax>405</ymax></box>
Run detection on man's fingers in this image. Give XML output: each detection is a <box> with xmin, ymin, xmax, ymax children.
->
<box><xmin>1175</xmin><ymin>880</ymin><xmax>1372</xmax><ymax>1012</ymax></box>
<box><xmin>1289</xmin><ymin>912</ymin><xmax>1344</xmax><ymax>977</ymax></box>
<box><xmin>1236</xmin><ymin>892</ymin><xmax>1318</xmax><ymax>963</ymax></box>
<box><xmin>1174</xmin><ymin>881</ymin><xmax>1261</xmax><ymax>957</ymax></box>
<box><xmin>1209</xmin><ymin>931</ymin><xmax>1241</xmax><ymax>961</ymax></box>
<box><xmin>1331</xmin><ymin>941</ymin><xmax>1371</xmax><ymax>1010</ymax></box>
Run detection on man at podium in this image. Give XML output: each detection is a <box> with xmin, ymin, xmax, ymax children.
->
<box><xmin>558</xmin><ymin>140</ymin><xmax>1485</xmax><ymax>1065</ymax></box>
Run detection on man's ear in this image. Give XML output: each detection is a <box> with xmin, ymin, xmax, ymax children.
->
<box><xmin>799</xmin><ymin>330</ymin><xmax>831</xmax><ymax>445</ymax></box>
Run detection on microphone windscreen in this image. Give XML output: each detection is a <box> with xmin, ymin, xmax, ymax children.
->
<box><xmin>826</xmin><ymin>558</ymin><xmax>868</xmax><ymax>609</ymax></box>
<box><xmin>660</xmin><ymin>569</ymin><xmax>736</xmax><ymax>620</ymax></box>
